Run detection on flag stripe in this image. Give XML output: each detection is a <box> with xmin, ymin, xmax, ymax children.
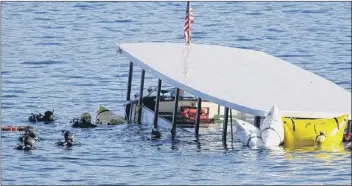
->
<box><xmin>184</xmin><ymin>1</ymin><xmax>194</xmax><ymax>44</ymax></box>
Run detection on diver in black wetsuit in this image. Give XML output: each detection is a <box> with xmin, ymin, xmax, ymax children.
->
<box><xmin>18</xmin><ymin>127</ymin><xmax>38</xmax><ymax>142</ymax></box>
<box><xmin>71</xmin><ymin>112</ymin><xmax>97</xmax><ymax>128</ymax></box>
<box><xmin>28</xmin><ymin>110</ymin><xmax>55</xmax><ymax>123</ymax></box>
<box><xmin>15</xmin><ymin>135</ymin><xmax>36</xmax><ymax>151</ymax></box>
<box><xmin>56</xmin><ymin>130</ymin><xmax>75</xmax><ymax>147</ymax></box>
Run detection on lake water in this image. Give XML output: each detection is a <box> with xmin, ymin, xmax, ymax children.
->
<box><xmin>1</xmin><ymin>2</ymin><xmax>351</xmax><ymax>185</ymax></box>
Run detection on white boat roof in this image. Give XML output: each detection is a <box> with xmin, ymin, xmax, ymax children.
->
<box><xmin>117</xmin><ymin>42</ymin><xmax>351</xmax><ymax>119</ymax></box>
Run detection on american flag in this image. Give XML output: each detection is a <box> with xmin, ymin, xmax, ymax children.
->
<box><xmin>184</xmin><ymin>1</ymin><xmax>194</xmax><ymax>45</ymax></box>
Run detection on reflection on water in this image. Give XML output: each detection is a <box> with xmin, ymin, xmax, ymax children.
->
<box><xmin>283</xmin><ymin>145</ymin><xmax>349</xmax><ymax>162</ymax></box>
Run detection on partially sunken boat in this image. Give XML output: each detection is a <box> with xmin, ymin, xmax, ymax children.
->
<box><xmin>116</xmin><ymin>42</ymin><xmax>351</xmax><ymax>144</ymax></box>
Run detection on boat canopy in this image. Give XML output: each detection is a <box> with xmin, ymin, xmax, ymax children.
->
<box><xmin>117</xmin><ymin>42</ymin><xmax>351</xmax><ymax>119</ymax></box>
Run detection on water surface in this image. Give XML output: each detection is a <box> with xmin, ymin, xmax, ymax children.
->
<box><xmin>1</xmin><ymin>2</ymin><xmax>351</xmax><ymax>185</ymax></box>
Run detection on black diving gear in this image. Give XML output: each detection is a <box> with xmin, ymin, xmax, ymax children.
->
<box><xmin>71</xmin><ymin>118</ymin><xmax>97</xmax><ymax>128</ymax></box>
<box><xmin>28</xmin><ymin>110</ymin><xmax>54</xmax><ymax>122</ymax></box>
<box><xmin>28</xmin><ymin>113</ymin><xmax>43</xmax><ymax>122</ymax></box>
<box><xmin>19</xmin><ymin>126</ymin><xmax>38</xmax><ymax>143</ymax></box>
<box><xmin>15</xmin><ymin>135</ymin><xmax>36</xmax><ymax>151</ymax></box>
<box><xmin>71</xmin><ymin>113</ymin><xmax>97</xmax><ymax>128</ymax></box>
<box><xmin>56</xmin><ymin>130</ymin><xmax>77</xmax><ymax>147</ymax></box>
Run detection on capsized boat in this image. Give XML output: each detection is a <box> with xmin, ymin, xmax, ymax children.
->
<box><xmin>124</xmin><ymin>87</ymin><xmax>251</xmax><ymax>134</ymax></box>
<box><xmin>116</xmin><ymin>42</ymin><xmax>351</xmax><ymax>146</ymax></box>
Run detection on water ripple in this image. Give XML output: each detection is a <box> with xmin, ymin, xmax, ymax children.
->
<box><xmin>21</xmin><ymin>60</ymin><xmax>67</xmax><ymax>65</ymax></box>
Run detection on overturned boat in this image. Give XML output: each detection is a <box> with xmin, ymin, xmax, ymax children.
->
<box><xmin>116</xmin><ymin>42</ymin><xmax>351</xmax><ymax>148</ymax></box>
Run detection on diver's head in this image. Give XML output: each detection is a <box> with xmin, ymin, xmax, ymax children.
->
<box><xmin>151</xmin><ymin>129</ymin><xmax>161</xmax><ymax>140</ymax></box>
<box><xmin>24</xmin><ymin>126</ymin><xmax>35</xmax><ymax>133</ymax></box>
<box><xmin>62</xmin><ymin>130</ymin><xmax>74</xmax><ymax>142</ymax></box>
<box><xmin>81</xmin><ymin>112</ymin><xmax>92</xmax><ymax>123</ymax></box>
<box><xmin>43</xmin><ymin>110</ymin><xmax>54</xmax><ymax>121</ymax></box>
<box><xmin>25</xmin><ymin>129</ymin><xmax>37</xmax><ymax>140</ymax></box>
<box><xmin>24</xmin><ymin>127</ymin><xmax>35</xmax><ymax>134</ymax></box>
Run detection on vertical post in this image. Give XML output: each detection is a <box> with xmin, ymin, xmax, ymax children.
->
<box><xmin>217</xmin><ymin>105</ymin><xmax>220</xmax><ymax>115</ymax></box>
<box><xmin>254</xmin><ymin>116</ymin><xmax>261</xmax><ymax>128</ymax></box>
<box><xmin>129</xmin><ymin>101</ymin><xmax>134</xmax><ymax>124</ymax></box>
<box><xmin>230</xmin><ymin>109</ymin><xmax>233</xmax><ymax>145</ymax></box>
<box><xmin>195</xmin><ymin>98</ymin><xmax>202</xmax><ymax>137</ymax></box>
<box><xmin>222</xmin><ymin>107</ymin><xmax>229</xmax><ymax>143</ymax></box>
<box><xmin>125</xmin><ymin>61</ymin><xmax>133</xmax><ymax>122</ymax></box>
<box><xmin>171</xmin><ymin>88</ymin><xmax>180</xmax><ymax>139</ymax></box>
<box><xmin>347</xmin><ymin>120</ymin><xmax>351</xmax><ymax>134</ymax></box>
<box><xmin>153</xmin><ymin>79</ymin><xmax>162</xmax><ymax>129</ymax></box>
<box><xmin>137</xmin><ymin>69</ymin><xmax>145</xmax><ymax>124</ymax></box>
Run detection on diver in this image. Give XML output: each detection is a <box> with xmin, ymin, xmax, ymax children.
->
<box><xmin>71</xmin><ymin>112</ymin><xmax>97</xmax><ymax>128</ymax></box>
<box><xmin>15</xmin><ymin>135</ymin><xmax>36</xmax><ymax>151</ymax></box>
<box><xmin>56</xmin><ymin>130</ymin><xmax>75</xmax><ymax>147</ymax></box>
<box><xmin>28</xmin><ymin>110</ymin><xmax>55</xmax><ymax>123</ymax></box>
<box><xmin>18</xmin><ymin>127</ymin><xmax>39</xmax><ymax>142</ymax></box>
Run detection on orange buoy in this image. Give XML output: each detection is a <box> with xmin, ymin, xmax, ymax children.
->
<box><xmin>2</xmin><ymin>125</ymin><xmax>35</xmax><ymax>132</ymax></box>
<box><xmin>1</xmin><ymin>126</ymin><xmax>19</xmax><ymax>131</ymax></box>
<box><xmin>11</xmin><ymin>126</ymin><xmax>18</xmax><ymax>131</ymax></box>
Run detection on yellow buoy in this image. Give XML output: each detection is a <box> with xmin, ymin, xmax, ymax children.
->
<box><xmin>282</xmin><ymin>114</ymin><xmax>349</xmax><ymax>148</ymax></box>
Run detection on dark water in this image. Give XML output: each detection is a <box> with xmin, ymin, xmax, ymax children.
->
<box><xmin>1</xmin><ymin>2</ymin><xmax>351</xmax><ymax>185</ymax></box>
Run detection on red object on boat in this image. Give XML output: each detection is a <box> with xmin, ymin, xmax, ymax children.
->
<box><xmin>180</xmin><ymin>107</ymin><xmax>211</xmax><ymax>124</ymax></box>
<box><xmin>343</xmin><ymin>133</ymin><xmax>352</xmax><ymax>142</ymax></box>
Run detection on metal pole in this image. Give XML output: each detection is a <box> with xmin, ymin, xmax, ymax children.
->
<box><xmin>171</xmin><ymin>88</ymin><xmax>180</xmax><ymax>139</ymax></box>
<box><xmin>125</xmin><ymin>61</ymin><xmax>133</xmax><ymax>122</ymax></box>
<box><xmin>153</xmin><ymin>79</ymin><xmax>162</xmax><ymax>129</ymax></box>
<box><xmin>254</xmin><ymin>116</ymin><xmax>261</xmax><ymax>128</ymax></box>
<box><xmin>347</xmin><ymin>120</ymin><xmax>351</xmax><ymax>134</ymax></box>
<box><xmin>128</xmin><ymin>101</ymin><xmax>133</xmax><ymax>124</ymax></box>
<box><xmin>137</xmin><ymin>69</ymin><xmax>145</xmax><ymax>124</ymax></box>
<box><xmin>230</xmin><ymin>109</ymin><xmax>233</xmax><ymax>145</ymax></box>
<box><xmin>222</xmin><ymin>107</ymin><xmax>229</xmax><ymax>143</ymax></box>
<box><xmin>195</xmin><ymin>98</ymin><xmax>202</xmax><ymax>137</ymax></box>
<box><xmin>217</xmin><ymin>105</ymin><xmax>220</xmax><ymax>115</ymax></box>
